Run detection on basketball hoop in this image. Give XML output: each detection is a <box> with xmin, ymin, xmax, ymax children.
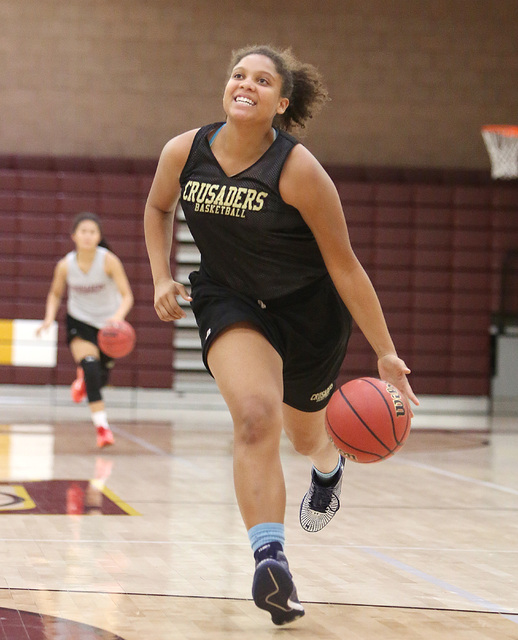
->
<box><xmin>481</xmin><ymin>125</ymin><xmax>518</xmax><ymax>180</ymax></box>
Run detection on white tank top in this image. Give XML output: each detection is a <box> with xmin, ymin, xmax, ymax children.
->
<box><xmin>66</xmin><ymin>247</ymin><xmax>121</xmax><ymax>329</ymax></box>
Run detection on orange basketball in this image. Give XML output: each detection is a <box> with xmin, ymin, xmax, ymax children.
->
<box><xmin>325</xmin><ymin>377</ymin><xmax>411</xmax><ymax>463</ymax></box>
<box><xmin>97</xmin><ymin>320</ymin><xmax>136</xmax><ymax>359</ymax></box>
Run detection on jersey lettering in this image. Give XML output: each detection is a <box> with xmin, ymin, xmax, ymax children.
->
<box><xmin>183</xmin><ymin>180</ymin><xmax>268</xmax><ymax>219</ymax></box>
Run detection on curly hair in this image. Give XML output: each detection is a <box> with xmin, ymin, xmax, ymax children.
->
<box><xmin>228</xmin><ymin>45</ymin><xmax>329</xmax><ymax>132</ymax></box>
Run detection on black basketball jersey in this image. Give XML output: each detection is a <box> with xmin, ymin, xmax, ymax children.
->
<box><xmin>179</xmin><ymin>122</ymin><xmax>328</xmax><ymax>300</ymax></box>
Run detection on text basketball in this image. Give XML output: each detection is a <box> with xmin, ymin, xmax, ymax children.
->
<box><xmin>325</xmin><ymin>377</ymin><xmax>411</xmax><ymax>463</ymax></box>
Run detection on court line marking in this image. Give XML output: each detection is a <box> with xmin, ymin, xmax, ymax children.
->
<box><xmin>108</xmin><ymin>425</ymin><xmax>171</xmax><ymax>456</ymax></box>
<box><xmin>358</xmin><ymin>457</ymin><xmax>518</xmax><ymax>622</ymax></box>
<box><xmin>397</xmin><ymin>458</ymin><xmax>518</xmax><ymax>496</ymax></box>
<box><xmin>0</xmin><ymin>585</ymin><xmax>516</xmax><ymax>618</ymax></box>
<box><xmin>360</xmin><ymin>546</ymin><xmax>518</xmax><ymax>625</ymax></box>
<box><xmin>0</xmin><ymin>538</ymin><xmax>515</xmax><ymax>557</ymax></box>
<box><xmin>2</xmin><ymin>425</ymin><xmax>516</xmax><ymax>621</ymax></box>
<box><xmin>0</xmin><ymin>536</ymin><xmax>514</xmax><ymax>617</ymax></box>
<box><xmin>107</xmin><ymin>426</ymin><xmax>195</xmax><ymax>468</ymax></box>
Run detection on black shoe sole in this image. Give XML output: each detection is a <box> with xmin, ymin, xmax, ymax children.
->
<box><xmin>252</xmin><ymin>559</ymin><xmax>305</xmax><ymax>626</ymax></box>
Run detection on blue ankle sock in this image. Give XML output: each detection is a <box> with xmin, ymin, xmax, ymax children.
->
<box><xmin>248</xmin><ymin>522</ymin><xmax>285</xmax><ymax>554</ymax></box>
<box><xmin>314</xmin><ymin>456</ymin><xmax>341</xmax><ymax>480</ymax></box>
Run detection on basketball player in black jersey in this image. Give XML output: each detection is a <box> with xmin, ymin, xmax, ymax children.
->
<box><xmin>145</xmin><ymin>45</ymin><xmax>419</xmax><ymax>626</ymax></box>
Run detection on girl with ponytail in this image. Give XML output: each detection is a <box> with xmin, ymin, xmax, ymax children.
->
<box><xmin>38</xmin><ymin>212</ymin><xmax>134</xmax><ymax>448</ymax></box>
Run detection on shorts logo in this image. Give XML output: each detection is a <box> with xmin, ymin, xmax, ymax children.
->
<box><xmin>205</xmin><ymin>328</ymin><xmax>212</xmax><ymax>341</ymax></box>
<box><xmin>310</xmin><ymin>383</ymin><xmax>333</xmax><ymax>403</ymax></box>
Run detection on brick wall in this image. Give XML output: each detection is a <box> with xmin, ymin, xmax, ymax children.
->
<box><xmin>1</xmin><ymin>0</ymin><xmax>517</xmax><ymax>169</ymax></box>
<box><xmin>0</xmin><ymin>157</ymin><xmax>175</xmax><ymax>389</ymax></box>
<box><xmin>332</xmin><ymin>168</ymin><xmax>518</xmax><ymax>396</ymax></box>
<box><xmin>1</xmin><ymin>0</ymin><xmax>518</xmax><ymax>396</ymax></box>
<box><xmin>1</xmin><ymin>158</ymin><xmax>517</xmax><ymax>395</ymax></box>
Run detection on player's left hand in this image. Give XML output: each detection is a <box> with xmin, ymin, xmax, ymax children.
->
<box><xmin>377</xmin><ymin>354</ymin><xmax>419</xmax><ymax>415</ymax></box>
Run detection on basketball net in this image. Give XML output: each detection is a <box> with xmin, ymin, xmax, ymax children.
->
<box><xmin>481</xmin><ymin>125</ymin><xmax>518</xmax><ymax>180</ymax></box>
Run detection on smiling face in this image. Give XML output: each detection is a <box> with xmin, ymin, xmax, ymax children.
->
<box><xmin>71</xmin><ymin>219</ymin><xmax>102</xmax><ymax>251</ymax></box>
<box><xmin>223</xmin><ymin>54</ymin><xmax>289</xmax><ymax>125</ymax></box>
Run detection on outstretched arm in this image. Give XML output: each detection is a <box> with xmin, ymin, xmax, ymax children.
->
<box><xmin>37</xmin><ymin>259</ymin><xmax>67</xmax><ymax>335</ymax></box>
<box><xmin>280</xmin><ymin>145</ymin><xmax>418</xmax><ymax>407</ymax></box>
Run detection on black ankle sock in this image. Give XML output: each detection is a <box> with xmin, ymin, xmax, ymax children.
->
<box><xmin>254</xmin><ymin>541</ymin><xmax>283</xmax><ymax>563</ymax></box>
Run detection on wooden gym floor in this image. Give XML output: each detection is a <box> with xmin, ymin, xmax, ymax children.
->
<box><xmin>0</xmin><ymin>387</ymin><xmax>517</xmax><ymax>639</ymax></box>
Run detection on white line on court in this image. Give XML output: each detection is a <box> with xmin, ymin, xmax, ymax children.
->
<box><xmin>397</xmin><ymin>458</ymin><xmax>518</xmax><ymax>496</ymax></box>
<box><xmin>360</xmin><ymin>546</ymin><xmax>518</xmax><ymax>624</ymax></box>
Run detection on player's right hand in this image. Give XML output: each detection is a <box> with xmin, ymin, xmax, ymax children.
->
<box><xmin>153</xmin><ymin>278</ymin><xmax>192</xmax><ymax>321</ymax></box>
<box><xmin>36</xmin><ymin>321</ymin><xmax>52</xmax><ymax>337</ymax></box>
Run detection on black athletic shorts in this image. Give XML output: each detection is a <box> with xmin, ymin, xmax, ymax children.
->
<box><xmin>66</xmin><ymin>314</ymin><xmax>114</xmax><ymax>368</ymax></box>
<box><xmin>189</xmin><ymin>271</ymin><xmax>352</xmax><ymax>412</ymax></box>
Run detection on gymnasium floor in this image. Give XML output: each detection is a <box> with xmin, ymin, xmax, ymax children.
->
<box><xmin>0</xmin><ymin>385</ymin><xmax>517</xmax><ymax>639</ymax></box>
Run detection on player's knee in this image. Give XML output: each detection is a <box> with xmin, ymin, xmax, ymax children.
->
<box><xmin>80</xmin><ymin>356</ymin><xmax>103</xmax><ymax>403</ymax></box>
<box><xmin>233</xmin><ymin>397</ymin><xmax>281</xmax><ymax>447</ymax></box>
<box><xmin>289</xmin><ymin>431</ymin><xmax>321</xmax><ymax>457</ymax></box>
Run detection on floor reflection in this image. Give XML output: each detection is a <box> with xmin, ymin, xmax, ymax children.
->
<box><xmin>0</xmin><ymin>404</ymin><xmax>516</xmax><ymax>639</ymax></box>
<box><xmin>0</xmin><ymin>607</ymin><xmax>125</xmax><ymax>640</ymax></box>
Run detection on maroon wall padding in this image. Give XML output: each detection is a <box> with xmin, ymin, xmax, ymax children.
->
<box><xmin>0</xmin><ymin>155</ymin><xmax>175</xmax><ymax>389</ymax></box>
<box><xmin>329</xmin><ymin>167</ymin><xmax>518</xmax><ymax>396</ymax></box>
<box><xmin>1</xmin><ymin>157</ymin><xmax>518</xmax><ymax>395</ymax></box>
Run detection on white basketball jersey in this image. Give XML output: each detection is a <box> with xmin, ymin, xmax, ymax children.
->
<box><xmin>66</xmin><ymin>247</ymin><xmax>121</xmax><ymax>329</ymax></box>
